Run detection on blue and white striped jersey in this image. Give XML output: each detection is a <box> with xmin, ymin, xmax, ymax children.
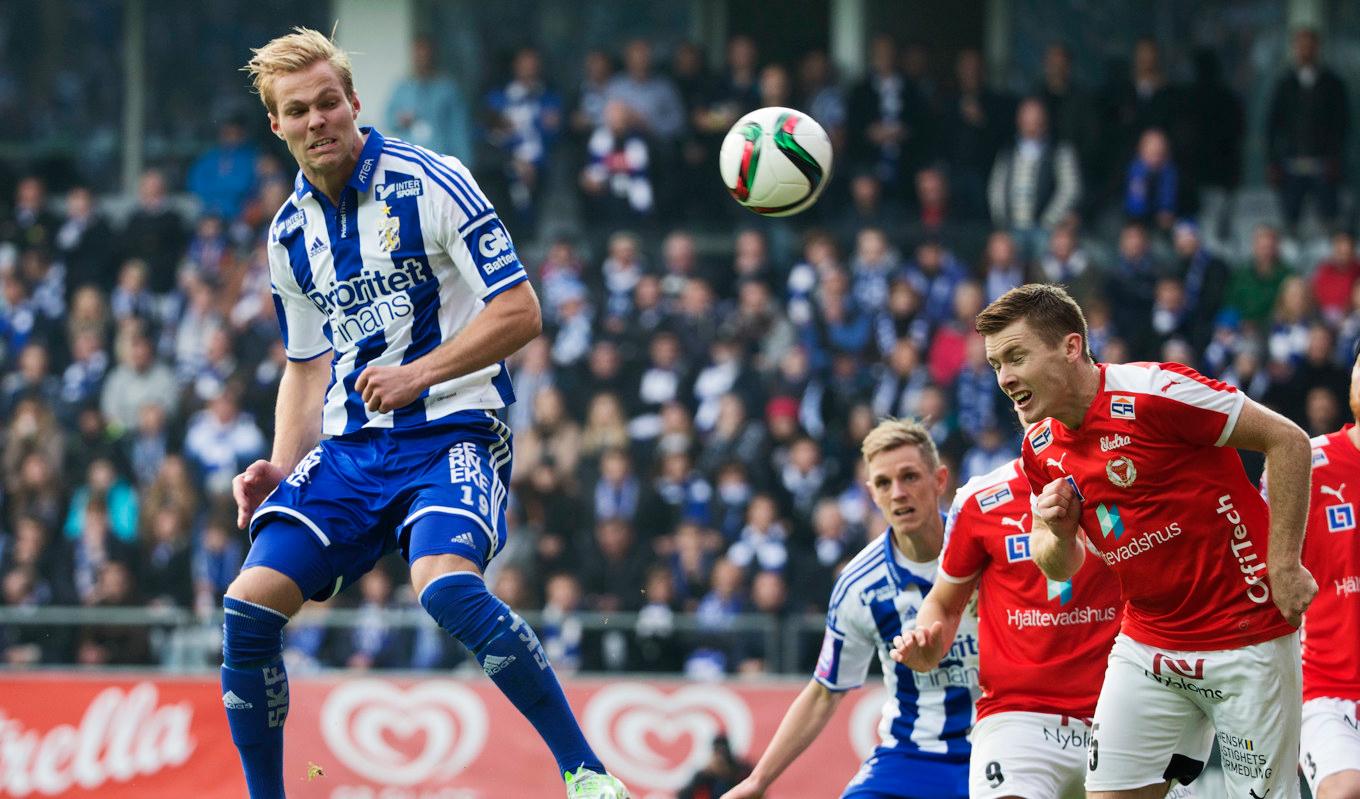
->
<box><xmin>267</xmin><ymin>127</ymin><xmax>528</xmax><ymax>437</ymax></box>
<box><xmin>814</xmin><ymin>526</ymin><xmax>980</xmax><ymax>759</ymax></box>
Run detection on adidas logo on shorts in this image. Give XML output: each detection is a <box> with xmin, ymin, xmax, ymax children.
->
<box><xmin>482</xmin><ymin>654</ymin><xmax>516</xmax><ymax>677</ymax></box>
<box><xmin>222</xmin><ymin>690</ymin><xmax>253</xmax><ymax>710</ymax></box>
<box><xmin>451</xmin><ymin>532</ymin><xmax>477</xmax><ymax>548</ymax></box>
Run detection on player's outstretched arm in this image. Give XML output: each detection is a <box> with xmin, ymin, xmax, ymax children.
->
<box><xmin>356</xmin><ymin>281</ymin><xmax>543</xmax><ymax>414</ymax></box>
<box><xmin>1224</xmin><ymin>398</ymin><xmax>1318</xmax><ymax>626</ymax></box>
<box><xmin>890</xmin><ymin>576</ymin><xmax>976</xmax><ymax>672</ymax></box>
<box><xmin>1031</xmin><ymin>478</ymin><xmax>1085</xmax><ymax>582</ymax></box>
<box><xmin>233</xmin><ymin>355</ymin><xmax>330</xmax><ymax>527</ymax></box>
<box><xmin>719</xmin><ymin>680</ymin><xmax>845</xmax><ymax>799</ymax></box>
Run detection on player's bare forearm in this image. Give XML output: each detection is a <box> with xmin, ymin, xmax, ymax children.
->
<box><xmin>270</xmin><ymin>355</ymin><xmax>330</xmax><ymax>471</ymax></box>
<box><xmin>1032</xmin><ymin>519</ymin><xmax>1085</xmax><ymax>582</ymax></box>
<box><xmin>1225</xmin><ymin>400</ymin><xmax>1312</xmax><ymax>568</ymax></box>
<box><xmin>410</xmin><ymin>280</ymin><xmax>542</xmax><ymax>391</ymax></box>
<box><xmin>744</xmin><ymin>680</ymin><xmax>844</xmax><ymax>792</ymax></box>
<box><xmin>910</xmin><ymin>579</ymin><xmax>974</xmax><ymax>668</ymax></box>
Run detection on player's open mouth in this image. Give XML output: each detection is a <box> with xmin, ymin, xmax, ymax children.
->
<box><xmin>1011</xmin><ymin>390</ymin><xmax>1033</xmax><ymax>410</ymax></box>
<box><xmin>892</xmin><ymin>507</ymin><xmax>913</xmax><ymax>519</ymax></box>
<box><xmin>308</xmin><ymin>138</ymin><xmax>337</xmax><ymax>151</ymax></box>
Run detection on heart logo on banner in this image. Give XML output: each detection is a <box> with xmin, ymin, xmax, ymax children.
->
<box><xmin>850</xmin><ymin>687</ymin><xmax>888</xmax><ymax>758</ymax></box>
<box><xmin>583</xmin><ymin>683</ymin><xmax>753</xmax><ymax>791</ymax></box>
<box><xmin>320</xmin><ymin>679</ymin><xmax>488</xmax><ymax>786</ymax></box>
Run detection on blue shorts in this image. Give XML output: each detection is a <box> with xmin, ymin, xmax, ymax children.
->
<box><xmin>840</xmin><ymin>749</ymin><xmax>970</xmax><ymax>799</ymax></box>
<box><xmin>243</xmin><ymin>410</ymin><xmax>512</xmax><ymax>601</ymax></box>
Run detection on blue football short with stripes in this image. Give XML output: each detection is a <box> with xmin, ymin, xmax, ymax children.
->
<box><xmin>839</xmin><ymin>748</ymin><xmax>970</xmax><ymax>799</ymax></box>
<box><xmin>244</xmin><ymin>409</ymin><xmax>512</xmax><ymax>600</ymax></box>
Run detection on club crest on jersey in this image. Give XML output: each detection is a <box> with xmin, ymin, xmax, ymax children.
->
<box><xmin>976</xmin><ymin>484</ymin><xmax>1014</xmax><ymax>513</ymax></box>
<box><xmin>1029</xmin><ymin>422</ymin><xmax>1053</xmax><ymax>454</ymax></box>
<box><xmin>1312</xmin><ymin>448</ymin><xmax>1329</xmax><ymax>468</ymax></box>
<box><xmin>1110</xmin><ymin>395</ymin><xmax>1136</xmax><ymax>419</ymax></box>
<box><xmin>1106</xmin><ymin>456</ymin><xmax>1137</xmax><ymax>488</ymax></box>
<box><xmin>465</xmin><ymin>217</ymin><xmax>518</xmax><ymax>279</ymax></box>
<box><xmin>1005</xmin><ymin>533</ymin><xmax>1032</xmax><ymax>562</ymax></box>
<box><xmin>377</xmin><ymin>205</ymin><xmax>402</xmax><ymax>253</ymax></box>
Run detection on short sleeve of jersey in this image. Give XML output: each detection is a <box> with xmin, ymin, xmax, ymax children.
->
<box><xmin>425</xmin><ymin>155</ymin><xmax>528</xmax><ymax>302</ymax></box>
<box><xmin>268</xmin><ymin>238</ymin><xmax>331</xmax><ymax>361</ymax></box>
<box><xmin>940</xmin><ymin>492</ymin><xmax>988</xmax><ymax>583</ymax></box>
<box><xmin>813</xmin><ymin>594</ymin><xmax>875</xmax><ymax>692</ymax></box>
<box><xmin>1142</xmin><ymin>362</ymin><xmax>1246</xmax><ymax>448</ymax></box>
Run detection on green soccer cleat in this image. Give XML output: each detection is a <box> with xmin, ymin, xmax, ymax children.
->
<box><xmin>564</xmin><ymin>766</ymin><xmax>630</xmax><ymax>799</ymax></box>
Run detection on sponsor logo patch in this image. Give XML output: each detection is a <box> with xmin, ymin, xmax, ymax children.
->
<box><xmin>1313</xmin><ymin>448</ymin><xmax>1329</xmax><ymax>467</ymax></box>
<box><xmin>465</xmin><ymin>217</ymin><xmax>519</xmax><ymax>280</ymax></box>
<box><xmin>1327</xmin><ymin>504</ymin><xmax>1356</xmax><ymax>533</ymax></box>
<box><xmin>1005</xmin><ymin>533</ymin><xmax>1032</xmax><ymax>562</ymax></box>
<box><xmin>1029</xmin><ymin>422</ymin><xmax>1053</xmax><ymax>454</ymax></box>
<box><xmin>377</xmin><ymin>176</ymin><xmax>424</xmax><ymax>201</ymax></box>
<box><xmin>976</xmin><ymin>484</ymin><xmax>1014</xmax><ymax>513</ymax></box>
<box><xmin>1110</xmin><ymin>395</ymin><xmax>1136</xmax><ymax>419</ymax></box>
<box><xmin>275</xmin><ymin>209</ymin><xmax>306</xmax><ymax>240</ymax></box>
<box><xmin>1096</xmin><ymin>503</ymin><xmax>1124</xmax><ymax>540</ymax></box>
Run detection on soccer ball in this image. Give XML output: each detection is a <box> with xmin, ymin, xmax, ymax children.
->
<box><xmin>719</xmin><ymin>106</ymin><xmax>833</xmax><ymax>217</ymax></box>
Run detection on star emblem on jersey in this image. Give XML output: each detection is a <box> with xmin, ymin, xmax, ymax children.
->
<box><xmin>1105</xmin><ymin>456</ymin><xmax>1137</xmax><ymax>488</ymax></box>
<box><xmin>1046</xmin><ymin>578</ymin><xmax>1073</xmax><ymax>606</ymax></box>
<box><xmin>1096</xmin><ymin>503</ymin><xmax>1125</xmax><ymax>540</ymax></box>
<box><xmin>377</xmin><ymin>204</ymin><xmax>401</xmax><ymax>253</ymax></box>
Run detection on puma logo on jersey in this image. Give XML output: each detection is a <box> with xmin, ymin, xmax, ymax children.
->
<box><xmin>1160</xmin><ymin>378</ymin><xmax>1182</xmax><ymax>393</ymax></box>
<box><xmin>1047</xmin><ymin>453</ymin><xmax>1069</xmax><ymax>474</ymax></box>
<box><xmin>1322</xmin><ymin>484</ymin><xmax>1347</xmax><ymax>503</ymax></box>
<box><xmin>1001</xmin><ymin>514</ymin><xmax>1029</xmax><ymax>532</ymax></box>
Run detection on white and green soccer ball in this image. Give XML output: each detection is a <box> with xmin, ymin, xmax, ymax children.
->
<box><xmin>719</xmin><ymin>106</ymin><xmax>833</xmax><ymax>217</ymax></box>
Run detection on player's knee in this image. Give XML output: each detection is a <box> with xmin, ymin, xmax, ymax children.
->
<box><xmin>1317</xmin><ymin>771</ymin><xmax>1360</xmax><ymax>799</ymax></box>
<box><xmin>226</xmin><ymin>566</ymin><xmax>305</xmax><ymax>619</ymax></box>
<box><xmin>221</xmin><ymin>595</ymin><xmax>291</xmax><ymax>669</ymax></box>
<box><xmin>418</xmin><ymin>571</ymin><xmax>506</xmax><ymax>653</ymax></box>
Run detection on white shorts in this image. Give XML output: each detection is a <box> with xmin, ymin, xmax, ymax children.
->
<box><xmin>1300</xmin><ymin>697</ymin><xmax>1360</xmax><ymax>795</ymax></box>
<box><xmin>969</xmin><ymin>711</ymin><xmax>1090</xmax><ymax>799</ymax></box>
<box><xmin>1087</xmin><ymin>632</ymin><xmax>1301</xmax><ymax>798</ymax></box>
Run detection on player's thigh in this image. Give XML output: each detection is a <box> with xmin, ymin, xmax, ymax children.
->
<box><xmin>969</xmin><ymin>712</ymin><xmax>1087</xmax><ymax>799</ymax></box>
<box><xmin>399</xmin><ymin>415</ymin><xmax>512</xmax><ymax>574</ymax></box>
<box><xmin>248</xmin><ymin>442</ymin><xmax>392</xmax><ymax>601</ymax></box>
<box><xmin>1086</xmin><ymin>635</ymin><xmax>1215</xmax><ymax>795</ymax></box>
<box><xmin>1207</xmin><ymin>632</ymin><xmax>1302</xmax><ymax>799</ymax></box>
<box><xmin>1301</xmin><ymin>698</ymin><xmax>1360</xmax><ymax>798</ymax></box>
<box><xmin>1088</xmin><ymin>782</ymin><xmax>1175</xmax><ymax>799</ymax></box>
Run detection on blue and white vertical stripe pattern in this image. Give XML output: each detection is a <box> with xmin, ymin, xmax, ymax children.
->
<box><xmin>267</xmin><ymin>127</ymin><xmax>528</xmax><ymax>437</ymax></box>
<box><xmin>814</xmin><ymin>529</ymin><xmax>979</xmax><ymax>758</ymax></box>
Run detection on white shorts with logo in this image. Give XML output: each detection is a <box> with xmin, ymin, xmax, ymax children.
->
<box><xmin>1086</xmin><ymin>632</ymin><xmax>1301</xmax><ymax>798</ymax></box>
<box><xmin>969</xmin><ymin>711</ymin><xmax>1091</xmax><ymax>799</ymax></box>
<box><xmin>1300</xmin><ymin>697</ymin><xmax>1360</xmax><ymax>795</ymax></box>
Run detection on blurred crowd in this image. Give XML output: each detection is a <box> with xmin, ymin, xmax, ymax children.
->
<box><xmin>0</xmin><ymin>28</ymin><xmax>1357</xmax><ymax>677</ymax></box>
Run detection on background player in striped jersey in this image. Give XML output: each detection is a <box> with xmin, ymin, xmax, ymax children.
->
<box><xmin>975</xmin><ymin>284</ymin><xmax>1315</xmax><ymax>799</ymax></box>
<box><xmin>224</xmin><ymin>29</ymin><xmax>626</xmax><ymax>798</ymax></box>
<box><xmin>721</xmin><ymin>419</ymin><xmax>978</xmax><ymax>799</ymax></box>
<box><xmin>1290</xmin><ymin>343</ymin><xmax>1360</xmax><ymax>799</ymax></box>
<box><xmin>891</xmin><ymin>457</ymin><xmax>1124</xmax><ymax>799</ymax></box>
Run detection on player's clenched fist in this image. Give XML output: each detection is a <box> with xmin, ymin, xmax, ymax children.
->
<box><xmin>1034</xmin><ymin>478</ymin><xmax>1082</xmax><ymax>539</ymax></box>
<box><xmin>1269</xmin><ymin>562</ymin><xmax>1318</xmax><ymax>627</ymax></box>
<box><xmin>889</xmin><ymin>621</ymin><xmax>946</xmax><ymax>672</ymax></box>
<box><xmin>232</xmin><ymin>459</ymin><xmax>285</xmax><ymax>529</ymax></box>
<box><xmin>355</xmin><ymin>364</ymin><xmax>426</xmax><ymax>414</ymax></box>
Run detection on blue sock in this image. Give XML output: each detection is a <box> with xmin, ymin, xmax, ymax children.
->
<box><xmin>421</xmin><ymin>572</ymin><xmax>604</xmax><ymax>777</ymax></box>
<box><xmin>221</xmin><ymin>596</ymin><xmax>290</xmax><ymax>799</ymax></box>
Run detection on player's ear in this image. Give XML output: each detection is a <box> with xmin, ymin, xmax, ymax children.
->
<box><xmin>350</xmin><ymin>92</ymin><xmax>361</xmax><ymax>120</ymax></box>
<box><xmin>935</xmin><ymin>463</ymin><xmax>949</xmax><ymax>496</ymax></box>
<box><xmin>268</xmin><ymin>114</ymin><xmax>283</xmax><ymax>140</ymax></box>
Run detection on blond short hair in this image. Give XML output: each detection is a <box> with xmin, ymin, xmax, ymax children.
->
<box><xmin>861</xmin><ymin>417</ymin><xmax>939</xmax><ymax>470</ymax></box>
<box><xmin>243</xmin><ymin>26</ymin><xmax>354</xmax><ymax>116</ymax></box>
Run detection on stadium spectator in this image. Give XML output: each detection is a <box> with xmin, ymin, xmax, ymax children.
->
<box><xmin>568</xmin><ymin>50</ymin><xmax>615</xmax><ymax>144</ymax></box>
<box><xmin>848</xmin><ymin>34</ymin><xmax>933</xmax><ymax>200</ymax></box>
<box><xmin>1101</xmin><ymin>38</ymin><xmax>1174</xmax><ymax>196</ymax></box>
<box><xmin>581</xmin><ymin>517</ymin><xmax>648</xmax><ymax>612</ymax></box>
<box><xmin>1313</xmin><ymin>229</ymin><xmax>1360</xmax><ymax>323</ymax></box>
<box><xmin>988</xmin><ymin>97</ymin><xmax>1082</xmax><ymax>261</ymax></box>
<box><xmin>63</xmin><ymin>456</ymin><xmax>138</xmax><ymax>544</ymax></box>
<box><xmin>1267</xmin><ymin>28</ymin><xmax>1350</xmax><ymax>232</ymax></box>
<box><xmin>1183</xmin><ymin>49</ymin><xmax>1245</xmax><ymax>231</ymax></box>
<box><xmin>56</xmin><ymin>186</ymin><xmax>117</xmax><ymax>298</ymax></box>
<box><xmin>1</xmin><ymin>342</ymin><xmax>60</xmax><ymax>417</ymax></box>
<box><xmin>0</xmin><ymin>176</ymin><xmax>59</xmax><ymax>254</ymax></box>
<box><xmin>187</xmin><ymin>117</ymin><xmax>258</xmax><ymax>220</ymax></box>
<box><xmin>798</xmin><ymin>50</ymin><xmax>847</xmax><ymax>154</ymax></box>
<box><xmin>183</xmin><ymin>385</ymin><xmax>266</xmax><ymax>497</ymax></box>
<box><xmin>580</xmin><ymin>99</ymin><xmax>655</xmax><ymax>230</ymax></box>
<box><xmin>484</xmin><ymin>45</ymin><xmax>562</xmax><ymax>233</ymax></box>
<box><xmin>1105</xmin><ymin>222</ymin><xmax>1161</xmax><ymax>358</ymax></box>
<box><xmin>606</xmin><ymin>39</ymin><xmax>686</xmax><ymax>142</ymax></box>
<box><xmin>1122</xmin><ymin>127</ymin><xmax>1179</xmax><ymax>231</ymax></box>
<box><xmin>514</xmin><ymin>386</ymin><xmax>582</xmax><ymax>486</ymax></box>
<box><xmin>540</xmin><ymin>572</ymin><xmax>586</xmax><ymax>674</ymax></box>
<box><xmin>346</xmin><ymin>569</ymin><xmax>412</xmax><ymax>671</ymax></box>
<box><xmin>140</xmin><ymin>505</ymin><xmax>195</xmax><ymax>609</ymax></box>
<box><xmin>75</xmin><ymin>559</ymin><xmax>151</xmax><ymax>666</ymax></box>
<box><xmin>1172</xmin><ymin>221</ymin><xmax>1231</xmax><ymax>353</ymax></box>
<box><xmin>634</xmin><ymin>565</ymin><xmax>686</xmax><ymax>671</ymax></box>
<box><xmin>1226</xmin><ymin>224</ymin><xmax>1295</xmax><ymax>331</ymax></box>
<box><xmin>100</xmin><ymin>329</ymin><xmax>178</xmax><ymax>434</ymax></box>
<box><xmin>981</xmin><ymin>231</ymin><xmax>1025</xmax><ymax>304</ymax></box>
<box><xmin>1036</xmin><ymin>43</ymin><xmax>1097</xmax><ymax>187</ymax></box>
<box><xmin>119</xmin><ymin>170</ymin><xmax>188</xmax><ymax>296</ymax></box>
<box><xmin>940</xmin><ymin>48</ymin><xmax>1013</xmax><ymax>220</ymax></box>
<box><xmin>385</xmin><ymin>34</ymin><xmax>474</xmax><ymax>167</ymax></box>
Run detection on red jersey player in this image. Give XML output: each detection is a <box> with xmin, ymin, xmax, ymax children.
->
<box><xmin>1294</xmin><ymin>344</ymin><xmax>1360</xmax><ymax>799</ymax></box>
<box><xmin>961</xmin><ymin>284</ymin><xmax>1314</xmax><ymax>799</ymax></box>
<box><xmin>891</xmin><ymin>457</ymin><xmax>1123</xmax><ymax>798</ymax></box>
